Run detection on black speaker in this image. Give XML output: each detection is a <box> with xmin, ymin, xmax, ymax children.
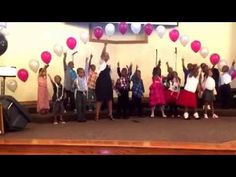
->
<box><xmin>0</xmin><ymin>95</ymin><xmax>31</xmax><ymax>131</ymax></box>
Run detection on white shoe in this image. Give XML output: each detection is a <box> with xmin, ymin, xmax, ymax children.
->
<box><xmin>64</xmin><ymin>110</ymin><xmax>67</xmax><ymax>113</ymax></box>
<box><xmin>183</xmin><ymin>112</ymin><xmax>189</xmax><ymax>119</ymax></box>
<box><xmin>193</xmin><ymin>112</ymin><xmax>200</xmax><ymax>119</ymax></box>
<box><xmin>213</xmin><ymin>114</ymin><xmax>219</xmax><ymax>119</ymax></box>
<box><xmin>204</xmin><ymin>114</ymin><xmax>209</xmax><ymax>119</ymax></box>
<box><xmin>162</xmin><ymin>114</ymin><xmax>167</xmax><ymax>118</ymax></box>
<box><xmin>208</xmin><ymin>105</ymin><xmax>211</xmax><ymax>110</ymax></box>
<box><xmin>150</xmin><ymin>114</ymin><xmax>154</xmax><ymax>118</ymax></box>
<box><xmin>171</xmin><ymin>115</ymin><xmax>175</xmax><ymax>118</ymax></box>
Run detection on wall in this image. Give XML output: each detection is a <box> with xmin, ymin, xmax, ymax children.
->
<box><xmin>0</xmin><ymin>22</ymin><xmax>235</xmax><ymax>101</ymax></box>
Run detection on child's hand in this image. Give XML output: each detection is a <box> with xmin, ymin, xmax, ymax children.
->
<box><xmin>166</xmin><ymin>62</ymin><xmax>168</xmax><ymax>65</ymax></box>
<box><xmin>182</xmin><ymin>58</ymin><xmax>184</xmax><ymax>61</ymax></box>
<box><xmin>232</xmin><ymin>60</ymin><xmax>235</xmax><ymax>66</ymax></box>
<box><xmin>90</xmin><ymin>54</ymin><xmax>93</xmax><ymax>59</ymax></box>
<box><xmin>136</xmin><ymin>65</ymin><xmax>138</xmax><ymax>70</ymax></box>
<box><xmin>117</xmin><ymin>62</ymin><xmax>120</xmax><ymax>67</ymax></box>
<box><xmin>64</xmin><ymin>52</ymin><xmax>67</xmax><ymax>57</ymax></box>
<box><xmin>86</xmin><ymin>57</ymin><xmax>89</xmax><ymax>63</ymax></box>
<box><xmin>104</xmin><ymin>42</ymin><xmax>108</xmax><ymax>47</ymax></box>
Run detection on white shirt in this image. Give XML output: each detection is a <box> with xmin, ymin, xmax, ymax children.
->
<box><xmin>99</xmin><ymin>59</ymin><xmax>107</xmax><ymax>73</ymax></box>
<box><xmin>220</xmin><ymin>73</ymin><xmax>231</xmax><ymax>85</ymax></box>
<box><xmin>184</xmin><ymin>76</ymin><xmax>199</xmax><ymax>93</ymax></box>
<box><xmin>203</xmin><ymin>77</ymin><xmax>215</xmax><ymax>90</ymax></box>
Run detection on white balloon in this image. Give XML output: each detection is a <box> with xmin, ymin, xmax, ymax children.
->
<box><xmin>53</xmin><ymin>44</ymin><xmax>63</xmax><ymax>57</ymax></box>
<box><xmin>199</xmin><ymin>47</ymin><xmax>209</xmax><ymax>58</ymax></box>
<box><xmin>0</xmin><ymin>28</ymin><xmax>10</xmax><ymax>36</ymax></box>
<box><xmin>80</xmin><ymin>32</ymin><xmax>89</xmax><ymax>44</ymax></box>
<box><xmin>7</xmin><ymin>79</ymin><xmax>17</xmax><ymax>92</ymax></box>
<box><xmin>131</xmin><ymin>23</ymin><xmax>141</xmax><ymax>34</ymax></box>
<box><xmin>156</xmin><ymin>25</ymin><xmax>166</xmax><ymax>38</ymax></box>
<box><xmin>105</xmin><ymin>23</ymin><xmax>115</xmax><ymax>37</ymax></box>
<box><xmin>29</xmin><ymin>59</ymin><xmax>39</xmax><ymax>73</ymax></box>
<box><xmin>180</xmin><ymin>35</ymin><xmax>189</xmax><ymax>47</ymax></box>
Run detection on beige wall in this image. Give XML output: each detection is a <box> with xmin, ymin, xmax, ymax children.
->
<box><xmin>0</xmin><ymin>22</ymin><xmax>235</xmax><ymax>101</ymax></box>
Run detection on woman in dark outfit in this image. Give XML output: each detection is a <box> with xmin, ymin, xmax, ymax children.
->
<box><xmin>95</xmin><ymin>43</ymin><xmax>114</xmax><ymax>121</ymax></box>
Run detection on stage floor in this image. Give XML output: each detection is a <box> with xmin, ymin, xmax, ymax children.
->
<box><xmin>1</xmin><ymin>116</ymin><xmax>236</xmax><ymax>143</ymax></box>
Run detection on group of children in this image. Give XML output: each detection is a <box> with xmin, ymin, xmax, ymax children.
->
<box><xmin>36</xmin><ymin>43</ymin><xmax>236</xmax><ymax>124</ymax></box>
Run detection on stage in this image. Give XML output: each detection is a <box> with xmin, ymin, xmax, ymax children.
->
<box><xmin>1</xmin><ymin>116</ymin><xmax>236</xmax><ymax>154</ymax></box>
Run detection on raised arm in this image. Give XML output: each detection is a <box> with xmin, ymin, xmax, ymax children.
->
<box><xmin>89</xmin><ymin>54</ymin><xmax>93</xmax><ymax>69</ymax></box>
<box><xmin>85</xmin><ymin>57</ymin><xmax>89</xmax><ymax>77</ymax></box>
<box><xmin>157</xmin><ymin>60</ymin><xmax>161</xmax><ymax>68</ymax></box>
<box><xmin>182</xmin><ymin>58</ymin><xmax>187</xmax><ymax>71</ymax></box>
<box><xmin>101</xmin><ymin>43</ymin><xmax>108</xmax><ymax>60</ymax></box>
<box><xmin>128</xmin><ymin>63</ymin><xmax>133</xmax><ymax>77</ymax></box>
<box><xmin>166</xmin><ymin>62</ymin><xmax>170</xmax><ymax>72</ymax></box>
<box><xmin>117</xmin><ymin>62</ymin><xmax>121</xmax><ymax>77</ymax></box>
<box><xmin>48</xmin><ymin>74</ymin><xmax>54</xmax><ymax>85</ymax></box>
<box><xmin>63</xmin><ymin>53</ymin><xmax>67</xmax><ymax>71</ymax></box>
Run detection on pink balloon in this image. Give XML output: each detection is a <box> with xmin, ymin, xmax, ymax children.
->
<box><xmin>66</xmin><ymin>37</ymin><xmax>77</xmax><ymax>50</ymax></box>
<box><xmin>210</xmin><ymin>53</ymin><xmax>220</xmax><ymax>65</ymax></box>
<box><xmin>169</xmin><ymin>29</ymin><xmax>179</xmax><ymax>42</ymax></box>
<box><xmin>41</xmin><ymin>51</ymin><xmax>52</xmax><ymax>64</ymax></box>
<box><xmin>118</xmin><ymin>22</ymin><xmax>128</xmax><ymax>35</ymax></box>
<box><xmin>191</xmin><ymin>40</ymin><xmax>201</xmax><ymax>53</ymax></box>
<box><xmin>232</xmin><ymin>70</ymin><xmax>236</xmax><ymax>80</ymax></box>
<box><xmin>17</xmin><ymin>69</ymin><xmax>29</xmax><ymax>82</ymax></box>
<box><xmin>93</xmin><ymin>26</ymin><xmax>104</xmax><ymax>40</ymax></box>
<box><xmin>144</xmin><ymin>23</ymin><xmax>153</xmax><ymax>36</ymax></box>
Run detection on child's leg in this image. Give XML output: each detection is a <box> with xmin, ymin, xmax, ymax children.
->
<box><xmin>116</xmin><ymin>95</ymin><xmax>122</xmax><ymax>118</ymax></box>
<box><xmin>53</xmin><ymin>115</ymin><xmax>58</xmax><ymax>124</ymax></box>
<box><xmin>59</xmin><ymin>115</ymin><xmax>66</xmax><ymax>123</ymax></box>
<box><xmin>210</xmin><ymin>102</ymin><xmax>218</xmax><ymax>118</ymax></box>
<box><xmin>122</xmin><ymin>90</ymin><xmax>129</xmax><ymax>118</ymax></box>
<box><xmin>137</xmin><ymin>97</ymin><xmax>143</xmax><ymax>117</ymax></box>
<box><xmin>150</xmin><ymin>106</ymin><xmax>155</xmax><ymax>117</ymax></box>
<box><xmin>107</xmin><ymin>100</ymin><xmax>113</xmax><ymax>120</ymax></box>
<box><xmin>81</xmin><ymin>93</ymin><xmax>86</xmax><ymax>121</ymax></box>
<box><xmin>160</xmin><ymin>105</ymin><xmax>167</xmax><ymax>117</ymax></box>
<box><xmin>95</xmin><ymin>101</ymin><xmax>102</xmax><ymax>121</ymax></box>
<box><xmin>204</xmin><ymin>102</ymin><xmax>209</xmax><ymax>119</ymax></box>
<box><xmin>183</xmin><ymin>107</ymin><xmax>189</xmax><ymax>119</ymax></box>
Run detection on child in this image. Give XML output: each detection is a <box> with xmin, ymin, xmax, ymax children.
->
<box><xmin>73</xmin><ymin>66</ymin><xmax>88</xmax><ymax>122</ymax></box>
<box><xmin>219</xmin><ymin>65</ymin><xmax>232</xmax><ymax>109</ymax></box>
<box><xmin>115</xmin><ymin>62</ymin><xmax>132</xmax><ymax>119</ymax></box>
<box><xmin>86</xmin><ymin>54</ymin><xmax>97</xmax><ymax>111</ymax></box>
<box><xmin>63</xmin><ymin>52</ymin><xmax>77</xmax><ymax>112</ymax></box>
<box><xmin>201</xmin><ymin>69</ymin><xmax>218</xmax><ymax>119</ymax></box>
<box><xmin>165</xmin><ymin>71</ymin><xmax>181</xmax><ymax>117</ymax></box>
<box><xmin>48</xmin><ymin>74</ymin><xmax>66</xmax><ymax>124</ymax></box>
<box><xmin>131</xmin><ymin>65</ymin><xmax>145</xmax><ymax>117</ymax></box>
<box><xmin>181</xmin><ymin>58</ymin><xmax>193</xmax><ymax>86</ymax></box>
<box><xmin>176</xmin><ymin>64</ymin><xmax>200</xmax><ymax>119</ymax></box>
<box><xmin>37</xmin><ymin>64</ymin><xmax>50</xmax><ymax>115</ymax></box>
<box><xmin>149</xmin><ymin>65</ymin><xmax>167</xmax><ymax>118</ymax></box>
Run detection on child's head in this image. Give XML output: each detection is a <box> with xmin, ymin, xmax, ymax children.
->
<box><xmin>121</xmin><ymin>68</ymin><xmax>128</xmax><ymax>77</ymax></box>
<box><xmin>54</xmin><ymin>75</ymin><xmax>62</xmax><ymax>84</ymax></box>
<box><xmin>104</xmin><ymin>52</ymin><xmax>110</xmax><ymax>62</ymax></box>
<box><xmin>68</xmin><ymin>61</ymin><xmax>74</xmax><ymax>68</ymax></box>
<box><xmin>187</xmin><ymin>63</ymin><xmax>193</xmax><ymax>70</ymax></box>
<box><xmin>90</xmin><ymin>64</ymin><xmax>96</xmax><ymax>72</ymax></box>
<box><xmin>222</xmin><ymin>65</ymin><xmax>229</xmax><ymax>73</ymax></box>
<box><xmin>136</xmin><ymin>70</ymin><xmax>141</xmax><ymax>79</ymax></box>
<box><xmin>207</xmin><ymin>69</ymin><xmax>213</xmax><ymax>77</ymax></box>
<box><xmin>77</xmin><ymin>68</ymin><xmax>85</xmax><ymax>77</ymax></box>
<box><xmin>191</xmin><ymin>65</ymin><xmax>199</xmax><ymax>77</ymax></box>
<box><xmin>200</xmin><ymin>63</ymin><xmax>208</xmax><ymax>73</ymax></box>
<box><xmin>153</xmin><ymin>67</ymin><xmax>161</xmax><ymax>77</ymax></box>
<box><xmin>168</xmin><ymin>67</ymin><xmax>173</xmax><ymax>74</ymax></box>
<box><xmin>172</xmin><ymin>71</ymin><xmax>178</xmax><ymax>78</ymax></box>
<box><xmin>39</xmin><ymin>68</ymin><xmax>46</xmax><ymax>77</ymax></box>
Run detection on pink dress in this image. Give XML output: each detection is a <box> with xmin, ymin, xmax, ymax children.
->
<box><xmin>37</xmin><ymin>76</ymin><xmax>50</xmax><ymax>112</ymax></box>
<box><xmin>149</xmin><ymin>76</ymin><xmax>166</xmax><ymax>107</ymax></box>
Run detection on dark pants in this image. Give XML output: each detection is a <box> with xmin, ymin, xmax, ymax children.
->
<box><xmin>131</xmin><ymin>95</ymin><xmax>142</xmax><ymax>116</ymax></box>
<box><xmin>219</xmin><ymin>84</ymin><xmax>232</xmax><ymax>109</ymax></box>
<box><xmin>169</xmin><ymin>104</ymin><xmax>179</xmax><ymax>116</ymax></box>
<box><xmin>75</xmin><ymin>91</ymin><xmax>87</xmax><ymax>121</ymax></box>
<box><xmin>117</xmin><ymin>90</ymin><xmax>129</xmax><ymax>118</ymax></box>
<box><xmin>87</xmin><ymin>88</ymin><xmax>96</xmax><ymax>110</ymax></box>
<box><xmin>64</xmin><ymin>89</ymin><xmax>75</xmax><ymax>111</ymax></box>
